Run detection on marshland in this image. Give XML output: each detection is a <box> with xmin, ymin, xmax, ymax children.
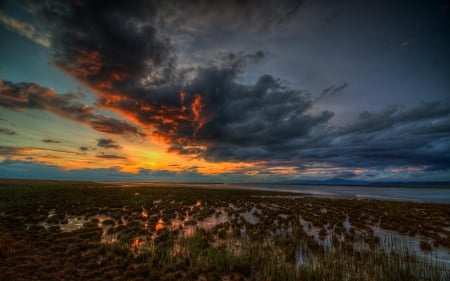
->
<box><xmin>0</xmin><ymin>179</ymin><xmax>449</xmax><ymax>281</ymax></box>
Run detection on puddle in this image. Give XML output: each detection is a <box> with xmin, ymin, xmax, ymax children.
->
<box><xmin>155</xmin><ymin>218</ymin><xmax>165</xmax><ymax>231</ymax></box>
<box><xmin>59</xmin><ymin>217</ymin><xmax>88</xmax><ymax>232</ymax></box>
<box><xmin>33</xmin><ymin>203</ymin><xmax>450</xmax><ymax>268</ymax></box>
<box><xmin>131</xmin><ymin>238</ymin><xmax>146</xmax><ymax>248</ymax></box>
<box><xmin>47</xmin><ymin>209</ymin><xmax>56</xmax><ymax>218</ymax></box>
<box><xmin>372</xmin><ymin>226</ymin><xmax>450</xmax><ymax>265</ymax></box>
<box><xmin>241</xmin><ymin>206</ymin><xmax>259</xmax><ymax>225</ymax></box>
<box><xmin>299</xmin><ymin>215</ymin><xmax>332</xmax><ymax>250</ymax></box>
<box><xmin>169</xmin><ymin>208</ymin><xmax>230</xmax><ymax>237</ymax></box>
<box><xmin>343</xmin><ymin>215</ymin><xmax>351</xmax><ymax>231</ymax></box>
<box><xmin>141</xmin><ymin>208</ymin><xmax>148</xmax><ymax>218</ymax></box>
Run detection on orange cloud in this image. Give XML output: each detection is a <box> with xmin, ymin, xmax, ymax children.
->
<box><xmin>191</xmin><ymin>94</ymin><xmax>208</xmax><ymax>135</ymax></box>
<box><xmin>0</xmin><ymin>79</ymin><xmax>144</xmax><ymax>137</ymax></box>
<box><xmin>55</xmin><ymin>49</ymin><xmax>102</xmax><ymax>80</ymax></box>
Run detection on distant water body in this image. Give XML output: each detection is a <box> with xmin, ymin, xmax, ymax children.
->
<box><xmin>228</xmin><ymin>183</ymin><xmax>450</xmax><ymax>204</ymax></box>
<box><xmin>106</xmin><ymin>182</ymin><xmax>450</xmax><ymax>204</ymax></box>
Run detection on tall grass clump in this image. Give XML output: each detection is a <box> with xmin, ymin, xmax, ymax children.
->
<box><xmin>127</xmin><ymin>226</ymin><xmax>449</xmax><ymax>281</ymax></box>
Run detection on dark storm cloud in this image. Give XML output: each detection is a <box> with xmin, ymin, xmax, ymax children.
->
<box><xmin>89</xmin><ymin>116</ymin><xmax>144</xmax><ymax>137</ymax></box>
<box><xmin>343</xmin><ymin>101</ymin><xmax>450</xmax><ymax>134</ymax></box>
<box><xmin>22</xmin><ymin>0</ymin><xmax>172</xmax><ymax>95</ymax></box>
<box><xmin>42</xmin><ymin>139</ymin><xmax>60</xmax><ymax>143</ymax></box>
<box><xmin>97</xmin><ymin>138</ymin><xmax>121</xmax><ymax>150</ymax></box>
<box><xmin>185</xmin><ymin>99</ymin><xmax>450</xmax><ymax>173</ymax></box>
<box><xmin>15</xmin><ymin>0</ymin><xmax>322</xmax><ymax>161</ymax></box>
<box><xmin>0</xmin><ymin>79</ymin><xmax>144</xmax><ymax>137</ymax></box>
<box><xmin>18</xmin><ymin>0</ymin><xmax>305</xmax><ymax>96</ymax></box>
<box><xmin>12</xmin><ymin>0</ymin><xmax>450</xmax><ymax>175</ymax></box>
<box><xmin>290</xmin><ymin>101</ymin><xmax>450</xmax><ymax>170</ymax></box>
<box><xmin>0</xmin><ymin>128</ymin><xmax>16</xmax><ymax>135</ymax></box>
<box><xmin>98</xmin><ymin>54</ymin><xmax>333</xmax><ymax>162</ymax></box>
<box><xmin>156</xmin><ymin>0</ymin><xmax>305</xmax><ymax>32</ymax></box>
<box><xmin>79</xmin><ymin>146</ymin><xmax>89</xmax><ymax>152</ymax></box>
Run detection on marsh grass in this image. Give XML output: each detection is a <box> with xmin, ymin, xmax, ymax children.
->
<box><xmin>103</xmin><ymin>225</ymin><xmax>449</xmax><ymax>281</ymax></box>
<box><xmin>1</xmin><ymin>180</ymin><xmax>449</xmax><ymax>281</ymax></box>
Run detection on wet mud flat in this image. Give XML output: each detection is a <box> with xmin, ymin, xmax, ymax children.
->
<box><xmin>1</xmin><ymin>179</ymin><xmax>449</xmax><ymax>281</ymax></box>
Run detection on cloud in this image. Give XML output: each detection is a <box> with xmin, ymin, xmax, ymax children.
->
<box><xmin>17</xmin><ymin>0</ymin><xmax>327</xmax><ymax>164</ymax></box>
<box><xmin>96</xmin><ymin>153</ymin><xmax>126</xmax><ymax>160</ymax></box>
<box><xmin>156</xmin><ymin>99</ymin><xmax>449</xmax><ymax>174</ymax></box>
<box><xmin>98</xmin><ymin>54</ymin><xmax>333</xmax><ymax>163</ymax></box>
<box><xmin>341</xmin><ymin>101</ymin><xmax>450</xmax><ymax>134</ymax></box>
<box><xmin>9</xmin><ymin>0</ymin><xmax>450</xmax><ymax>179</ymax></box>
<box><xmin>0</xmin><ymin>128</ymin><xmax>16</xmax><ymax>135</ymax></box>
<box><xmin>79</xmin><ymin>146</ymin><xmax>89</xmax><ymax>152</ymax></box>
<box><xmin>0</xmin><ymin>146</ymin><xmax>19</xmax><ymax>155</ymax></box>
<box><xmin>0</xmin><ymin>79</ymin><xmax>145</xmax><ymax>137</ymax></box>
<box><xmin>97</xmin><ymin>138</ymin><xmax>121</xmax><ymax>150</ymax></box>
<box><xmin>42</xmin><ymin>139</ymin><xmax>60</xmax><ymax>143</ymax></box>
<box><xmin>0</xmin><ymin>159</ymin><xmax>254</xmax><ymax>182</ymax></box>
<box><xmin>0</xmin><ymin>145</ymin><xmax>90</xmax><ymax>169</ymax></box>
<box><xmin>315</xmin><ymin>83</ymin><xmax>349</xmax><ymax>103</ymax></box>
<box><xmin>0</xmin><ymin>159</ymin><xmax>203</xmax><ymax>181</ymax></box>
<box><xmin>0</xmin><ymin>145</ymin><xmax>82</xmax><ymax>157</ymax></box>
<box><xmin>0</xmin><ymin>159</ymin><xmax>130</xmax><ymax>180</ymax></box>
<box><xmin>23</xmin><ymin>0</ymin><xmax>172</xmax><ymax>97</ymax></box>
<box><xmin>90</xmin><ymin>116</ymin><xmax>144</xmax><ymax>136</ymax></box>
<box><xmin>332</xmin><ymin>171</ymin><xmax>357</xmax><ymax>179</ymax></box>
<box><xmin>290</xmin><ymin>101</ymin><xmax>450</xmax><ymax>171</ymax></box>
<box><xmin>0</xmin><ymin>12</ymin><xmax>50</xmax><ymax>47</ymax></box>
<box><xmin>155</xmin><ymin>0</ymin><xmax>305</xmax><ymax>34</ymax></box>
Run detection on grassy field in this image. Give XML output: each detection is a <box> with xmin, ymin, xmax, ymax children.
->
<box><xmin>0</xmin><ymin>179</ymin><xmax>449</xmax><ymax>281</ymax></box>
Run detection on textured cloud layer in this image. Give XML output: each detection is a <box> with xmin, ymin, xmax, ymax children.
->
<box><xmin>0</xmin><ymin>79</ymin><xmax>144</xmax><ymax>137</ymax></box>
<box><xmin>2</xmin><ymin>0</ymin><xmax>449</xmax><ymax>179</ymax></box>
<box><xmin>18</xmin><ymin>1</ymin><xmax>330</xmax><ymax>159</ymax></box>
<box><xmin>0</xmin><ymin>12</ymin><xmax>50</xmax><ymax>47</ymax></box>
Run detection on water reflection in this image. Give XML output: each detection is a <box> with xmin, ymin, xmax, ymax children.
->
<box><xmin>155</xmin><ymin>218</ymin><xmax>164</xmax><ymax>231</ymax></box>
<box><xmin>131</xmin><ymin>239</ymin><xmax>145</xmax><ymax>248</ymax></box>
<box><xmin>169</xmin><ymin>207</ymin><xmax>229</xmax><ymax>237</ymax></box>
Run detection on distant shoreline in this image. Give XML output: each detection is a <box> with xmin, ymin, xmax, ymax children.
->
<box><xmin>3</xmin><ymin>179</ymin><xmax>449</xmax><ymax>204</ymax></box>
<box><xmin>1</xmin><ymin>178</ymin><xmax>449</xmax><ymax>188</ymax></box>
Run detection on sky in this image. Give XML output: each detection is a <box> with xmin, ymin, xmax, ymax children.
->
<box><xmin>0</xmin><ymin>0</ymin><xmax>449</xmax><ymax>182</ymax></box>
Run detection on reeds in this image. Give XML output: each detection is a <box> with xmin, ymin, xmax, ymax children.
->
<box><xmin>110</xmin><ymin>225</ymin><xmax>449</xmax><ymax>281</ymax></box>
<box><xmin>1</xmin><ymin>180</ymin><xmax>449</xmax><ymax>281</ymax></box>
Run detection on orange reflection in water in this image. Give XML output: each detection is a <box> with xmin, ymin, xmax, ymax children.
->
<box><xmin>184</xmin><ymin>226</ymin><xmax>195</xmax><ymax>237</ymax></box>
<box><xmin>155</xmin><ymin>218</ymin><xmax>164</xmax><ymax>231</ymax></box>
<box><xmin>131</xmin><ymin>239</ymin><xmax>145</xmax><ymax>248</ymax></box>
